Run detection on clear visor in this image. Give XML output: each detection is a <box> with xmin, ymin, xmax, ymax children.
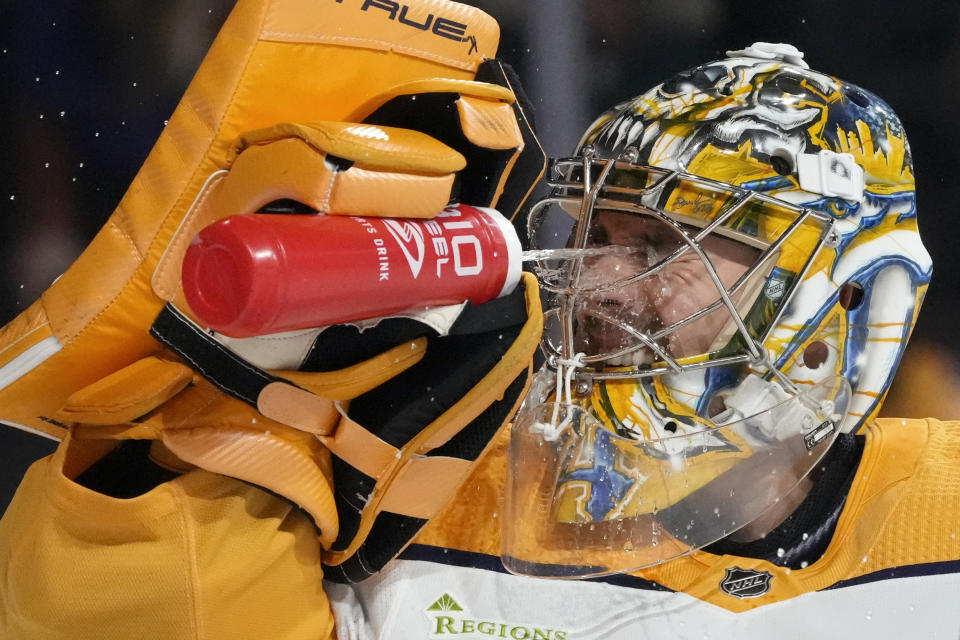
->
<box><xmin>501</xmin><ymin>369</ymin><xmax>851</xmax><ymax>578</ymax></box>
<box><xmin>528</xmin><ymin>159</ymin><xmax>833</xmax><ymax>373</ymax></box>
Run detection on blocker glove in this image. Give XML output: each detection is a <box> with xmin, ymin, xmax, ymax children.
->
<box><xmin>0</xmin><ymin>0</ymin><xmax>544</xmax><ymax>581</ymax></box>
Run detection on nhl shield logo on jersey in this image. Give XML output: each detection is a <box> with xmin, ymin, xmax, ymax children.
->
<box><xmin>719</xmin><ymin>567</ymin><xmax>773</xmax><ymax>599</ymax></box>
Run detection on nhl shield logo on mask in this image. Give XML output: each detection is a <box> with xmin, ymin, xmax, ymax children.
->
<box><xmin>719</xmin><ymin>567</ymin><xmax>773</xmax><ymax>599</ymax></box>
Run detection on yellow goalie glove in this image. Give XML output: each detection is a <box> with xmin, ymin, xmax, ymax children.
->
<box><xmin>0</xmin><ymin>0</ymin><xmax>543</xmax><ymax>582</ymax></box>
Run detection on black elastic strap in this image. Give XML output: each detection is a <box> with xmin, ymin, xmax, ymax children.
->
<box><xmin>149</xmin><ymin>303</ymin><xmax>281</xmax><ymax>407</ymax></box>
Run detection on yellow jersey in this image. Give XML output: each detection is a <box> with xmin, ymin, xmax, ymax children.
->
<box><xmin>0</xmin><ymin>435</ymin><xmax>336</xmax><ymax>640</ymax></box>
<box><xmin>327</xmin><ymin>417</ymin><xmax>960</xmax><ymax>639</ymax></box>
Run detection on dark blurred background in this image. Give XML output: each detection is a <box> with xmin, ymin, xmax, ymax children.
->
<box><xmin>1</xmin><ymin>1</ymin><xmax>958</xmax><ymax>512</ymax></box>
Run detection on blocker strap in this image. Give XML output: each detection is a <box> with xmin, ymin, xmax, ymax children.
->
<box><xmin>320</xmin><ymin>412</ymin><xmax>473</xmax><ymax>519</ymax></box>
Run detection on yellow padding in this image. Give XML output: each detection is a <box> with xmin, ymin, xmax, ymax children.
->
<box><xmin>326</xmin><ymin>167</ymin><xmax>457</xmax><ymax>218</ymax></box>
<box><xmin>260</xmin><ymin>0</ymin><xmax>499</xmax><ymax>73</ymax></box>
<box><xmin>231</xmin><ymin>121</ymin><xmax>466</xmax><ymax>174</ymax></box>
<box><xmin>456</xmin><ymin>96</ymin><xmax>523</xmax><ymax>151</ymax></box>
<box><xmin>273</xmin><ymin>338</ymin><xmax>428</xmax><ymax>401</ymax></box>
<box><xmin>163</xmin><ymin>426</ymin><xmax>339</xmax><ymax>549</ymax></box>
<box><xmin>0</xmin><ymin>300</ymin><xmax>51</xmax><ymax>369</ymax></box>
<box><xmin>59</xmin><ymin>356</ymin><xmax>194</xmax><ymax>425</ymax></box>
<box><xmin>349</xmin><ymin>78</ymin><xmax>515</xmax><ymax>121</ymax></box>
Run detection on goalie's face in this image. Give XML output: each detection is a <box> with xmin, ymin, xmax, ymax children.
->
<box><xmin>573</xmin><ymin>209</ymin><xmax>761</xmax><ymax>367</ymax></box>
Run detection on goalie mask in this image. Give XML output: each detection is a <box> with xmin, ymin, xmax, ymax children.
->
<box><xmin>502</xmin><ymin>43</ymin><xmax>932</xmax><ymax>577</ymax></box>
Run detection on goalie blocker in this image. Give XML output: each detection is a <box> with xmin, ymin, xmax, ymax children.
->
<box><xmin>0</xmin><ymin>0</ymin><xmax>545</xmax><ymax>592</ymax></box>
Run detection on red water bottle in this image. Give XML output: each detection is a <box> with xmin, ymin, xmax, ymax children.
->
<box><xmin>181</xmin><ymin>204</ymin><xmax>522</xmax><ymax>338</ymax></box>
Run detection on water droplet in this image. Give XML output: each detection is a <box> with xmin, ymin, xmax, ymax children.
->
<box><xmin>861</xmin><ymin>556</ymin><xmax>868</xmax><ymax>564</ymax></box>
<box><xmin>713</xmin><ymin>507</ymin><xmax>720</xmax><ymax>517</ymax></box>
<box><xmin>79</xmin><ymin>162</ymin><xmax>84</xmax><ymax>168</ymax></box>
<box><xmin>44</xmin><ymin>162</ymin><xmax>49</xmax><ymax>168</ymax></box>
<box><xmin>8</xmin><ymin>195</ymin><xmax>14</xmax><ymax>201</ymax></box>
<box><xmin>60</xmin><ymin>111</ymin><xmax>65</xmax><ymax>117</ymax></box>
<box><xmin>865</xmin><ymin>611</ymin><xmax>872</xmax><ymax>621</ymax></box>
<box><xmin>801</xmin><ymin>532</ymin><xmax>809</xmax><ymax>541</ymax></box>
<box><xmin>776</xmin><ymin>548</ymin><xmax>785</xmax><ymax>558</ymax></box>
<box><xmin>800</xmin><ymin>560</ymin><xmax>809</xmax><ymax>568</ymax></box>
<box><xmin>132</xmin><ymin>82</ymin><xmax>137</xmax><ymax>87</ymax></box>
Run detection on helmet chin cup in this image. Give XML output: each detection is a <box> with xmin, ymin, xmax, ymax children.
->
<box><xmin>501</xmin><ymin>368</ymin><xmax>851</xmax><ymax>578</ymax></box>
